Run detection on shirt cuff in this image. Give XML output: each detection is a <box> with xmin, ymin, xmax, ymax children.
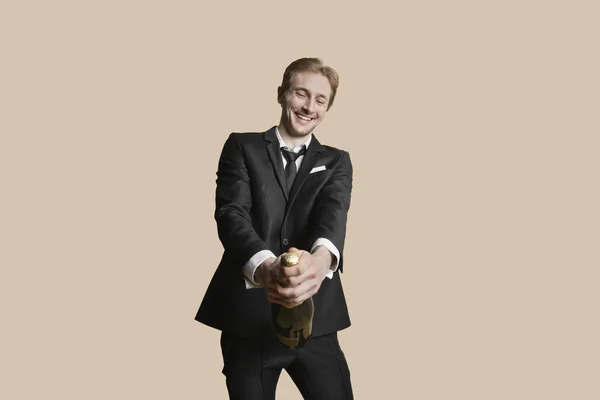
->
<box><xmin>310</xmin><ymin>238</ymin><xmax>340</xmax><ymax>279</ymax></box>
<box><xmin>242</xmin><ymin>249</ymin><xmax>277</xmax><ymax>289</ymax></box>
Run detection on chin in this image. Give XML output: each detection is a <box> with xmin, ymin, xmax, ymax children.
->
<box><xmin>292</xmin><ymin>120</ymin><xmax>319</xmax><ymax>136</ymax></box>
<box><xmin>291</xmin><ymin>126</ymin><xmax>315</xmax><ymax>137</ymax></box>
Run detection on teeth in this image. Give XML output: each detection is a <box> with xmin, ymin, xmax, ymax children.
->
<box><xmin>296</xmin><ymin>113</ymin><xmax>311</xmax><ymax>121</ymax></box>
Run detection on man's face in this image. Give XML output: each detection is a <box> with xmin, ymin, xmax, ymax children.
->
<box><xmin>279</xmin><ymin>72</ymin><xmax>332</xmax><ymax>138</ymax></box>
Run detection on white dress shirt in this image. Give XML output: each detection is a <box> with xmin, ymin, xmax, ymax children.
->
<box><xmin>242</xmin><ymin>127</ymin><xmax>341</xmax><ymax>289</ymax></box>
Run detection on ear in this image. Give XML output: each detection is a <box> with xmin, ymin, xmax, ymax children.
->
<box><xmin>277</xmin><ymin>86</ymin><xmax>284</xmax><ymax>105</ymax></box>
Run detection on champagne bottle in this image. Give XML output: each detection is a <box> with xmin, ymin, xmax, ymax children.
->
<box><xmin>271</xmin><ymin>251</ymin><xmax>314</xmax><ymax>349</ymax></box>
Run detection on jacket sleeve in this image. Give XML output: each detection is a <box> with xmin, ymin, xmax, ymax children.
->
<box><xmin>309</xmin><ymin>150</ymin><xmax>353</xmax><ymax>272</ymax></box>
<box><xmin>214</xmin><ymin>133</ymin><xmax>269</xmax><ymax>269</ymax></box>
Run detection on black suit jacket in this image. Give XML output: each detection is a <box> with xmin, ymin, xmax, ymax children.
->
<box><xmin>195</xmin><ymin>126</ymin><xmax>353</xmax><ymax>338</ymax></box>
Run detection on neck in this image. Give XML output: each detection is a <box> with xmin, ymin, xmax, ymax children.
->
<box><xmin>277</xmin><ymin>123</ymin><xmax>310</xmax><ymax>149</ymax></box>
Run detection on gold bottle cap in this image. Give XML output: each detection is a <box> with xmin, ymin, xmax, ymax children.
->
<box><xmin>281</xmin><ymin>252</ymin><xmax>300</xmax><ymax>267</ymax></box>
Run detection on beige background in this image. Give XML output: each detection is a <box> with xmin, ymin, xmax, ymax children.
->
<box><xmin>2</xmin><ymin>1</ymin><xmax>598</xmax><ymax>399</ymax></box>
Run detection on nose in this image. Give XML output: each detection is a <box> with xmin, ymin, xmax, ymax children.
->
<box><xmin>301</xmin><ymin>98</ymin><xmax>315</xmax><ymax>114</ymax></box>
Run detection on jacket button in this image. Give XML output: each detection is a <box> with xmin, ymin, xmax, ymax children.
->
<box><xmin>282</xmin><ymin>239</ymin><xmax>289</xmax><ymax>246</ymax></box>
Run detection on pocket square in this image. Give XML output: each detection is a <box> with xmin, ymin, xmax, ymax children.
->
<box><xmin>310</xmin><ymin>166</ymin><xmax>326</xmax><ymax>174</ymax></box>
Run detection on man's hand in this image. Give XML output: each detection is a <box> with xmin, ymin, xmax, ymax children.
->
<box><xmin>255</xmin><ymin>255</ymin><xmax>278</xmax><ymax>287</ymax></box>
<box><xmin>255</xmin><ymin>256</ymin><xmax>290</xmax><ymax>306</ymax></box>
<box><xmin>263</xmin><ymin>247</ymin><xmax>332</xmax><ymax>308</ymax></box>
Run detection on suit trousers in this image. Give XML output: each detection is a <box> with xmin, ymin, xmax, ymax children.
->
<box><xmin>220</xmin><ymin>330</ymin><xmax>353</xmax><ymax>400</ymax></box>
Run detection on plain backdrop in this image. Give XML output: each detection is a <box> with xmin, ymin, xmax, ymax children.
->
<box><xmin>1</xmin><ymin>1</ymin><xmax>598</xmax><ymax>399</ymax></box>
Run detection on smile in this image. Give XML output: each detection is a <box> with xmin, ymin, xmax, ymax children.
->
<box><xmin>295</xmin><ymin>112</ymin><xmax>313</xmax><ymax>122</ymax></box>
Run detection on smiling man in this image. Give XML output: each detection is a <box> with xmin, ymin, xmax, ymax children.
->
<box><xmin>195</xmin><ymin>58</ymin><xmax>354</xmax><ymax>400</ymax></box>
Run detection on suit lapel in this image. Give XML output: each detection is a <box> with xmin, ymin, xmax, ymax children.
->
<box><xmin>264</xmin><ymin>127</ymin><xmax>289</xmax><ymax>200</ymax></box>
<box><xmin>264</xmin><ymin>127</ymin><xmax>325</xmax><ymax>204</ymax></box>
<box><xmin>288</xmin><ymin>135</ymin><xmax>324</xmax><ymax>205</ymax></box>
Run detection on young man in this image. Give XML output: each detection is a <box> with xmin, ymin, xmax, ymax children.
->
<box><xmin>195</xmin><ymin>58</ymin><xmax>354</xmax><ymax>399</ymax></box>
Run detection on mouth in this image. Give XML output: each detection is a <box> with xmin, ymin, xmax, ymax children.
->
<box><xmin>294</xmin><ymin>112</ymin><xmax>314</xmax><ymax>122</ymax></box>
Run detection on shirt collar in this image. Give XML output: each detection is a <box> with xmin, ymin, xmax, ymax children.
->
<box><xmin>275</xmin><ymin>127</ymin><xmax>312</xmax><ymax>152</ymax></box>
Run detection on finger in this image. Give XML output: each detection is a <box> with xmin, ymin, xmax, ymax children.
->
<box><xmin>282</xmin><ymin>284</ymin><xmax>319</xmax><ymax>307</ymax></box>
<box><xmin>273</xmin><ymin>281</ymin><xmax>298</xmax><ymax>297</ymax></box>
<box><xmin>290</xmin><ymin>288</ymin><xmax>317</xmax><ymax>306</ymax></box>
<box><xmin>275</xmin><ymin>280</ymin><xmax>300</xmax><ymax>289</ymax></box>
<box><xmin>293</xmin><ymin>265</ymin><xmax>320</xmax><ymax>284</ymax></box>
<box><xmin>281</xmin><ymin>264</ymin><xmax>319</xmax><ymax>286</ymax></box>
<box><xmin>275</xmin><ymin>279</ymin><xmax>316</xmax><ymax>301</ymax></box>
<box><xmin>287</xmin><ymin>247</ymin><xmax>301</xmax><ymax>255</ymax></box>
<box><xmin>264</xmin><ymin>285</ymin><xmax>279</xmax><ymax>298</ymax></box>
<box><xmin>271</xmin><ymin>255</ymin><xmax>283</xmax><ymax>269</ymax></box>
<box><xmin>279</xmin><ymin>264</ymin><xmax>306</xmax><ymax>278</ymax></box>
<box><xmin>268</xmin><ymin>292</ymin><xmax>300</xmax><ymax>308</ymax></box>
<box><xmin>275</xmin><ymin>273</ymin><xmax>304</xmax><ymax>287</ymax></box>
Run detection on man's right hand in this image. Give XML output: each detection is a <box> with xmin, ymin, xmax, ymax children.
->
<box><xmin>255</xmin><ymin>256</ymin><xmax>278</xmax><ymax>286</ymax></box>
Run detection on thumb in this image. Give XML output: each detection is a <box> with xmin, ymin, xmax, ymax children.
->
<box><xmin>287</xmin><ymin>247</ymin><xmax>301</xmax><ymax>255</ymax></box>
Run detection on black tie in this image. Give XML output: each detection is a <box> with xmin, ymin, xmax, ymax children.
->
<box><xmin>281</xmin><ymin>146</ymin><xmax>306</xmax><ymax>194</ymax></box>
